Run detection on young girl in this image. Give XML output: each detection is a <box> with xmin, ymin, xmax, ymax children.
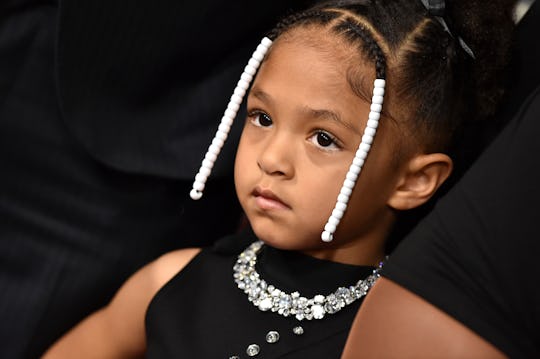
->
<box><xmin>43</xmin><ymin>0</ymin><xmax>515</xmax><ymax>357</ymax></box>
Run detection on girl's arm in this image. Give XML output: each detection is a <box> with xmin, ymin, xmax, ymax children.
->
<box><xmin>42</xmin><ymin>248</ymin><xmax>201</xmax><ymax>359</ymax></box>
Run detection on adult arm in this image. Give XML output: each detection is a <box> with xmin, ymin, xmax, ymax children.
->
<box><xmin>42</xmin><ymin>248</ymin><xmax>201</xmax><ymax>359</ymax></box>
<box><xmin>342</xmin><ymin>4</ymin><xmax>540</xmax><ymax>356</ymax></box>
<box><xmin>341</xmin><ymin>278</ymin><xmax>506</xmax><ymax>358</ymax></box>
<box><xmin>342</xmin><ymin>85</ymin><xmax>540</xmax><ymax>358</ymax></box>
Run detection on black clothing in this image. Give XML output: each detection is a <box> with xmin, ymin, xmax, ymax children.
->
<box><xmin>382</xmin><ymin>3</ymin><xmax>540</xmax><ymax>357</ymax></box>
<box><xmin>0</xmin><ymin>1</ymin><xmax>313</xmax><ymax>357</ymax></box>
<box><xmin>146</xmin><ymin>230</ymin><xmax>376</xmax><ymax>358</ymax></box>
<box><xmin>382</xmin><ymin>85</ymin><xmax>540</xmax><ymax>358</ymax></box>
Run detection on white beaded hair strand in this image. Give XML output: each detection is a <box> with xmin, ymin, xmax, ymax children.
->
<box><xmin>190</xmin><ymin>37</ymin><xmax>273</xmax><ymax>200</ymax></box>
<box><xmin>321</xmin><ymin>78</ymin><xmax>386</xmax><ymax>242</ymax></box>
<box><xmin>189</xmin><ymin>36</ymin><xmax>386</xmax><ymax>244</ymax></box>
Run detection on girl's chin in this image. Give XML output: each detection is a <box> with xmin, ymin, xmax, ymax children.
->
<box><xmin>254</xmin><ymin>231</ymin><xmax>322</xmax><ymax>252</ymax></box>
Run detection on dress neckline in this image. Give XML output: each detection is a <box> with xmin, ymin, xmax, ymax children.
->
<box><xmin>255</xmin><ymin>239</ymin><xmax>376</xmax><ymax>298</ymax></box>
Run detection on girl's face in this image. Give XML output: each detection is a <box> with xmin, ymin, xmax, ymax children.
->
<box><xmin>234</xmin><ymin>30</ymin><xmax>404</xmax><ymax>265</ymax></box>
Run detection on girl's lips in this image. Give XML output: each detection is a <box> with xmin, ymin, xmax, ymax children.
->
<box><xmin>252</xmin><ymin>188</ymin><xmax>290</xmax><ymax>210</ymax></box>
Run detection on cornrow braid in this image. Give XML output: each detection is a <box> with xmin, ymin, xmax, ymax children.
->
<box><xmin>335</xmin><ymin>18</ymin><xmax>387</xmax><ymax>79</ymax></box>
<box><xmin>315</xmin><ymin>13</ymin><xmax>389</xmax><ymax>242</ymax></box>
<box><xmin>266</xmin><ymin>7</ymin><xmax>391</xmax><ymax>242</ymax></box>
<box><xmin>267</xmin><ymin>9</ymin><xmax>338</xmax><ymax>40</ymax></box>
<box><xmin>190</xmin><ymin>3</ymin><xmax>393</xmax><ymax>242</ymax></box>
<box><xmin>191</xmin><ymin>0</ymin><xmax>515</xmax><ymax>245</ymax></box>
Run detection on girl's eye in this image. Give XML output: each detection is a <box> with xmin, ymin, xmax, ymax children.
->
<box><xmin>249</xmin><ymin>112</ymin><xmax>273</xmax><ymax>127</ymax></box>
<box><xmin>309</xmin><ymin>131</ymin><xmax>340</xmax><ymax>151</ymax></box>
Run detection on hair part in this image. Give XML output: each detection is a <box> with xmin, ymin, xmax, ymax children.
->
<box><xmin>266</xmin><ymin>0</ymin><xmax>517</xmax><ymax>159</ymax></box>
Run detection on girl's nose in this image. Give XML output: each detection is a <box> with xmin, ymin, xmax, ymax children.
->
<box><xmin>257</xmin><ymin>134</ymin><xmax>294</xmax><ymax>178</ymax></box>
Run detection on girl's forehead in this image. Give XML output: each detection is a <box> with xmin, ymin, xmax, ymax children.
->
<box><xmin>263</xmin><ymin>29</ymin><xmax>375</xmax><ymax>99</ymax></box>
<box><xmin>277</xmin><ymin>26</ymin><xmax>354</xmax><ymax>61</ymax></box>
<box><xmin>257</xmin><ymin>42</ymin><xmax>354</xmax><ymax>99</ymax></box>
<box><xmin>250</xmin><ymin>34</ymin><xmax>375</xmax><ymax>134</ymax></box>
<box><xmin>271</xmin><ymin>25</ymin><xmax>397</xmax><ymax>125</ymax></box>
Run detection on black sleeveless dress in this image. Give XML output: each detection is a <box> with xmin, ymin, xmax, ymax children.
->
<box><xmin>145</xmin><ymin>229</ymin><xmax>377</xmax><ymax>358</ymax></box>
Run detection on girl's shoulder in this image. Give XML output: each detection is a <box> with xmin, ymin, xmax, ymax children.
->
<box><xmin>149</xmin><ymin>228</ymin><xmax>258</xmax><ymax>292</ymax></box>
<box><xmin>147</xmin><ymin>247</ymin><xmax>202</xmax><ymax>293</ymax></box>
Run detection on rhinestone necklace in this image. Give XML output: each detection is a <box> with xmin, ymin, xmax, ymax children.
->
<box><xmin>233</xmin><ymin>240</ymin><xmax>383</xmax><ymax>321</ymax></box>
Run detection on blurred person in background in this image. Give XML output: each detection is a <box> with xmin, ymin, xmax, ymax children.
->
<box><xmin>0</xmin><ymin>1</ymin><xmax>313</xmax><ymax>357</ymax></box>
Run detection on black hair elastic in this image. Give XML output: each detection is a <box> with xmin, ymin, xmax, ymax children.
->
<box><xmin>420</xmin><ymin>0</ymin><xmax>476</xmax><ymax>59</ymax></box>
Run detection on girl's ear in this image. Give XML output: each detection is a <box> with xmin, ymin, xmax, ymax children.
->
<box><xmin>387</xmin><ymin>153</ymin><xmax>453</xmax><ymax>210</ymax></box>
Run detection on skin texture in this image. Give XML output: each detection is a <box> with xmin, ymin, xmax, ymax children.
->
<box><xmin>42</xmin><ymin>248</ymin><xmax>200</xmax><ymax>359</ymax></box>
<box><xmin>43</xmin><ymin>27</ymin><xmax>453</xmax><ymax>358</ymax></box>
<box><xmin>340</xmin><ymin>278</ymin><xmax>507</xmax><ymax>358</ymax></box>
<box><xmin>235</xmin><ymin>28</ymin><xmax>452</xmax><ymax>265</ymax></box>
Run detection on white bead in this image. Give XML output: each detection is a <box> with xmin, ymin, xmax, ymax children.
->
<box><xmin>327</xmin><ymin>214</ymin><xmax>339</xmax><ymax>226</ymax></box>
<box><xmin>202</xmin><ymin>159</ymin><xmax>214</xmax><ymax>169</ymax></box>
<box><xmin>328</xmin><ymin>216</ymin><xmax>340</xmax><ymax>226</ymax></box>
<box><xmin>237</xmin><ymin>78</ymin><xmax>251</xmax><ymax>91</ymax></box>
<box><xmin>372</xmin><ymin>95</ymin><xmax>384</xmax><ymax>105</ymax></box>
<box><xmin>208</xmin><ymin>143</ymin><xmax>220</xmax><ymax>155</ymax></box>
<box><xmin>252</xmin><ymin>51</ymin><xmax>264</xmax><ymax>62</ymax></box>
<box><xmin>374</xmin><ymin>79</ymin><xmax>386</xmax><ymax>88</ymax></box>
<box><xmin>230</xmin><ymin>93</ymin><xmax>243</xmax><ymax>106</ymax></box>
<box><xmin>218</xmin><ymin>123</ymin><xmax>230</xmax><ymax>133</ymax></box>
<box><xmin>324</xmin><ymin>222</ymin><xmax>337</xmax><ymax>233</ymax></box>
<box><xmin>336</xmin><ymin>202</ymin><xmax>347</xmax><ymax>211</ymax></box>
<box><xmin>248</xmin><ymin>58</ymin><xmax>260</xmax><ymax>68</ymax></box>
<box><xmin>338</xmin><ymin>193</ymin><xmax>349</xmax><ymax>204</ymax></box>
<box><xmin>256</xmin><ymin>43</ymin><xmax>269</xmax><ymax>54</ymax></box>
<box><xmin>212</xmin><ymin>137</ymin><xmax>225</xmax><ymax>148</ymax></box>
<box><xmin>190</xmin><ymin>188</ymin><xmax>203</xmax><ymax>200</ymax></box>
<box><xmin>241</xmin><ymin>72</ymin><xmax>253</xmax><ymax>82</ymax></box>
<box><xmin>362</xmin><ymin>134</ymin><xmax>373</xmax><ymax>145</ymax></box>
<box><xmin>350</xmin><ymin>161</ymin><xmax>361</xmax><ymax>170</ymax></box>
<box><xmin>340</xmin><ymin>187</ymin><xmax>352</xmax><ymax>196</ymax></box>
<box><xmin>352</xmin><ymin>157</ymin><xmax>365</xmax><ymax>167</ymax></box>
<box><xmin>332</xmin><ymin>208</ymin><xmax>344</xmax><ymax>219</ymax></box>
<box><xmin>244</xmin><ymin>64</ymin><xmax>257</xmax><ymax>76</ymax></box>
<box><xmin>321</xmin><ymin>231</ymin><xmax>333</xmax><ymax>242</ymax></box>
<box><xmin>346</xmin><ymin>171</ymin><xmax>358</xmax><ymax>181</ymax></box>
<box><xmin>225</xmin><ymin>108</ymin><xmax>237</xmax><ymax>119</ymax></box>
<box><xmin>356</xmin><ymin>149</ymin><xmax>368</xmax><ymax>160</ymax></box>
<box><xmin>204</xmin><ymin>151</ymin><xmax>217</xmax><ymax>162</ymax></box>
<box><xmin>227</xmin><ymin>102</ymin><xmax>240</xmax><ymax>113</ymax></box>
<box><xmin>373</xmin><ymin>87</ymin><xmax>385</xmax><ymax>96</ymax></box>
<box><xmin>343</xmin><ymin>179</ymin><xmax>356</xmax><ymax>189</ymax></box>
<box><xmin>255</xmin><ymin>45</ymin><xmax>267</xmax><ymax>55</ymax></box>
<box><xmin>221</xmin><ymin>116</ymin><xmax>234</xmax><ymax>127</ymax></box>
<box><xmin>360</xmin><ymin>143</ymin><xmax>371</xmax><ymax>152</ymax></box>
<box><xmin>195</xmin><ymin>173</ymin><xmax>208</xmax><ymax>183</ymax></box>
<box><xmin>261</xmin><ymin>37</ymin><xmax>273</xmax><ymax>47</ymax></box>
<box><xmin>349</xmin><ymin>164</ymin><xmax>361</xmax><ymax>175</ymax></box>
<box><xmin>367</xmin><ymin>119</ymin><xmax>379</xmax><ymax>129</ymax></box>
<box><xmin>365</xmin><ymin>127</ymin><xmax>376</xmax><ymax>136</ymax></box>
<box><xmin>193</xmin><ymin>181</ymin><xmax>205</xmax><ymax>191</ymax></box>
<box><xmin>368</xmin><ymin>111</ymin><xmax>380</xmax><ymax>121</ymax></box>
<box><xmin>199</xmin><ymin>166</ymin><xmax>211</xmax><ymax>177</ymax></box>
<box><xmin>216</xmin><ymin>131</ymin><xmax>227</xmax><ymax>141</ymax></box>
<box><xmin>233</xmin><ymin>86</ymin><xmax>246</xmax><ymax>98</ymax></box>
<box><xmin>370</xmin><ymin>103</ymin><xmax>382</xmax><ymax>113</ymax></box>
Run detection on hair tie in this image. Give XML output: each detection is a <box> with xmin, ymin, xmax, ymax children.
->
<box><xmin>419</xmin><ymin>0</ymin><xmax>475</xmax><ymax>59</ymax></box>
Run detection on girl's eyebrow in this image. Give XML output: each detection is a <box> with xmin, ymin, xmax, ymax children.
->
<box><xmin>305</xmin><ymin>107</ymin><xmax>361</xmax><ymax>135</ymax></box>
<box><xmin>250</xmin><ymin>87</ymin><xmax>361</xmax><ymax>135</ymax></box>
<box><xmin>250</xmin><ymin>87</ymin><xmax>272</xmax><ymax>104</ymax></box>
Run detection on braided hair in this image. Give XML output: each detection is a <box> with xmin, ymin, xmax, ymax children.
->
<box><xmin>265</xmin><ymin>0</ymin><xmax>516</xmax><ymax>158</ymax></box>
<box><xmin>262</xmin><ymin>0</ymin><xmax>516</xmax><ymax>248</ymax></box>
<box><xmin>190</xmin><ymin>0</ymin><xmax>517</xmax><ymax>245</ymax></box>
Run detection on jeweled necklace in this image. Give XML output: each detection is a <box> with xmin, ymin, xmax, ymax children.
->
<box><xmin>233</xmin><ymin>241</ymin><xmax>383</xmax><ymax>321</ymax></box>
